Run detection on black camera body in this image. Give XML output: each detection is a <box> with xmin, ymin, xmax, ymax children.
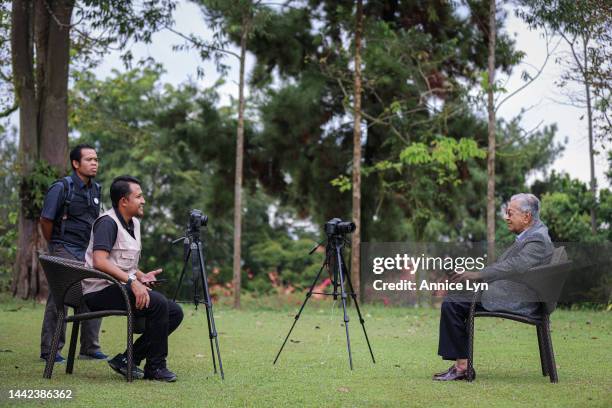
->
<box><xmin>188</xmin><ymin>209</ymin><xmax>208</xmax><ymax>235</ymax></box>
<box><xmin>324</xmin><ymin>217</ymin><xmax>356</xmax><ymax>236</ymax></box>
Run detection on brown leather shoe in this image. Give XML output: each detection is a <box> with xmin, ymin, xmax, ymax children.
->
<box><xmin>433</xmin><ymin>366</ymin><xmax>475</xmax><ymax>381</ymax></box>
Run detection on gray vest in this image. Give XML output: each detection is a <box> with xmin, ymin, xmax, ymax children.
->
<box><xmin>82</xmin><ymin>209</ymin><xmax>141</xmax><ymax>295</ymax></box>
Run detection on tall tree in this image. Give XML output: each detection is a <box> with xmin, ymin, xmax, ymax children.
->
<box><xmin>9</xmin><ymin>0</ymin><xmax>175</xmax><ymax>299</ymax></box>
<box><xmin>486</xmin><ymin>0</ymin><xmax>497</xmax><ymax>261</ymax></box>
<box><xmin>11</xmin><ymin>0</ymin><xmax>73</xmax><ymax>299</ymax></box>
<box><xmin>232</xmin><ymin>8</ymin><xmax>251</xmax><ymax>309</ymax></box>
<box><xmin>520</xmin><ymin>0</ymin><xmax>612</xmax><ymax>233</ymax></box>
<box><xmin>350</xmin><ymin>0</ymin><xmax>363</xmax><ymax>298</ymax></box>
<box><xmin>177</xmin><ymin>0</ymin><xmax>272</xmax><ymax>308</ymax></box>
<box><xmin>247</xmin><ymin>1</ymin><xmax>520</xmax><ymax>241</ymax></box>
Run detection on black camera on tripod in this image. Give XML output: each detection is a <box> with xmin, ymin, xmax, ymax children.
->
<box><xmin>173</xmin><ymin>208</ymin><xmax>223</xmax><ymax>379</ymax></box>
<box><xmin>188</xmin><ymin>209</ymin><xmax>208</xmax><ymax>235</ymax></box>
<box><xmin>324</xmin><ymin>218</ymin><xmax>356</xmax><ymax>236</ymax></box>
<box><xmin>274</xmin><ymin>217</ymin><xmax>375</xmax><ymax>370</ymax></box>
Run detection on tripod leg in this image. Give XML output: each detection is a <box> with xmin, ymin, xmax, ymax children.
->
<box><xmin>343</xmin><ymin>263</ymin><xmax>376</xmax><ymax>364</ymax></box>
<box><xmin>203</xmin><ymin>300</ymin><xmax>218</xmax><ymax>374</ymax></box>
<box><xmin>273</xmin><ymin>262</ymin><xmax>327</xmax><ymax>365</ymax></box>
<box><xmin>195</xmin><ymin>241</ymin><xmax>224</xmax><ymax>379</ymax></box>
<box><xmin>210</xmin><ymin>315</ymin><xmax>224</xmax><ymax>380</ymax></box>
<box><xmin>173</xmin><ymin>247</ymin><xmax>191</xmax><ymax>302</ymax></box>
<box><xmin>203</xmin><ymin>293</ymin><xmax>224</xmax><ymax>379</ymax></box>
<box><xmin>336</xmin><ymin>247</ymin><xmax>353</xmax><ymax>370</ymax></box>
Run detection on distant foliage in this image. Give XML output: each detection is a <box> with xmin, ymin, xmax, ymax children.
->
<box><xmin>533</xmin><ymin>172</ymin><xmax>612</xmax><ymax>242</ymax></box>
<box><xmin>69</xmin><ymin>64</ymin><xmax>318</xmax><ymax>297</ymax></box>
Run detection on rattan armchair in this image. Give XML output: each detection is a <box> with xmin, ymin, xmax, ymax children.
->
<box><xmin>38</xmin><ymin>254</ymin><xmax>143</xmax><ymax>382</ymax></box>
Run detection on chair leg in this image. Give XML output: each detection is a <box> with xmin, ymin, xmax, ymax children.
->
<box><xmin>66</xmin><ymin>320</ymin><xmax>80</xmax><ymax>374</ymax></box>
<box><xmin>536</xmin><ymin>325</ymin><xmax>549</xmax><ymax>377</ymax></box>
<box><xmin>466</xmin><ymin>307</ymin><xmax>476</xmax><ymax>381</ymax></box>
<box><xmin>543</xmin><ymin>320</ymin><xmax>558</xmax><ymax>383</ymax></box>
<box><xmin>126</xmin><ymin>316</ymin><xmax>134</xmax><ymax>382</ymax></box>
<box><xmin>44</xmin><ymin>310</ymin><xmax>64</xmax><ymax>379</ymax></box>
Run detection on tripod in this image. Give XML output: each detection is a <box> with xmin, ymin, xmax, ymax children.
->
<box><xmin>173</xmin><ymin>232</ymin><xmax>224</xmax><ymax>380</ymax></box>
<box><xmin>273</xmin><ymin>234</ymin><xmax>375</xmax><ymax>369</ymax></box>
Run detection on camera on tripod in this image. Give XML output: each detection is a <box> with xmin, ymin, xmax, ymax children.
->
<box><xmin>173</xmin><ymin>209</ymin><xmax>224</xmax><ymax>379</ymax></box>
<box><xmin>188</xmin><ymin>209</ymin><xmax>208</xmax><ymax>235</ymax></box>
<box><xmin>274</xmin><ymin>217</ymin><xmax>375</xmax><ymax>370</ymax></box>
<box><xmin>324</xmin><ymin>218</ymin><xmax>356</xmax><ymax>236</ymax></box>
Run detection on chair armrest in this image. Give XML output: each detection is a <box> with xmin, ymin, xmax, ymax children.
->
<box><xmin>41</xmin><ymin>254</ymin><xmax>121</xmax><ymax>285</ymax></box>
<box><xmin>58</xmin><ymin>257</ymin><xmax>85</xmax><ymax>267</ymax></box>
<box><xmin>39</xmin><ymin>254</ymin><xmax>132</xmax><ymax>312</ymax></box>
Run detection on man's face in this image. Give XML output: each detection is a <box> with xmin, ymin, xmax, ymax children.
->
<box><xmin>503</xmin><ymin>200</ymin><xmax>532</xmax><ymax>234</ymax></box>
<box><xmin>73</xmin><ymin>148</ymin><xmax>98</xmax><ymax>178</ymax></box>
<box><xmin>121</xmin><ymin>183</ymin><xmax>146</xmax><ymax>218</ymax></box>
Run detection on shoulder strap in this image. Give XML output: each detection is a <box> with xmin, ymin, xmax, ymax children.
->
<box><xmin>59</xmin><ymin>176</ymin><xmax>74</xmax><ymax>240</ymax></box>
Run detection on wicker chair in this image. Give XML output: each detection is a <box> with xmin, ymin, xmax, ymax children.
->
<box><xmin>39</xmin><ymin>254</ymin><xmax>143</xmax><ymax>382</ymax></box>
<box><xmin>467</xmin><ymin>246</ymin><xmax>572</xmax><ymax>383</ymax></box>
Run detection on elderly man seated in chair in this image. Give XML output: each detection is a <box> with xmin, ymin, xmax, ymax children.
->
<box><xmin>433</xmin><ymin>193</ymin><xmax>553</xmax><ymax>381</ymax></box>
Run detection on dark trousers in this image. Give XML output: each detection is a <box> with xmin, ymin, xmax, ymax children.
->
<box><xmin>40</xmin><ymin>245</ymin><xmax>102</xmax><ymax>356</ymax></box>
<box><xmin>438</xmin><ymin>300</ymin><xmax>485</xmax><ymax>360</ymax></box>
<box><xmin>84</xmin><ymin>284</ymin><xmax>183</xmax><ymax>370</ymax></box>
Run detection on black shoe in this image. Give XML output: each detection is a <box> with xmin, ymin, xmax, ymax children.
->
<box><xmin>433</xmin><ymin>366</ymin><xmax>475</xmax><ymax>381</ymax></box>
<box><xmin>107</xmin><ymin>353</ymin><xmax>145</xmax><ymax>379</ymax></box>
<box><xmin>144</xmin><ymin>366</ymin><xmax>177</xmax><ymax>382</ymax></box>
<box><xmin>433</xmin><ymin>365</ymin><xmax>454</xmax><ymax>377</ymax></box>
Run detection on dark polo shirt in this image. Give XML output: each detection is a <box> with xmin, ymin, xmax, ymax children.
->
<box><xmin>92</xmin><ymin>207</ymin><xmax>136</xmax><ymax>252</ymax></box>
<box><xmin>41</xmin><ymin>171</ymin><xmax>100</xmax><ymax>259</ymax></box>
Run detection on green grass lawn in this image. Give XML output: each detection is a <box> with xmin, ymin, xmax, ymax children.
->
<box><xmin>0</xmin><ymin>294</ymin><xmax>610</xmax><ymax>407</ymax></box>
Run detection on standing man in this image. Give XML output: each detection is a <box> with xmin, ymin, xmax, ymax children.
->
<box><xmin>434</xmin><ymin>193</ymin><xmax>553</xmax><ymax>381</ymax></box>
<box><xmin>39</xmin><ymin>144</ymin><xmax>108</xmax><ymax>362</ymax></box>
<box><xmin>83</xmin><ymin>175</ymin><xmax>183</xmax><ymax>382</ymax></box>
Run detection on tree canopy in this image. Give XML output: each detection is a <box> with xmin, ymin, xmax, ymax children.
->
<box><xmin>1</xmin><ymin>0</ymin><xmax>610</xmax><ymax>300</ymax></box>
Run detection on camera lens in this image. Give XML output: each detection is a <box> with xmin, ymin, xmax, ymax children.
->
<box><xmin>324</xmin><ymin>218</ymin><xmax>354</xmax><ymax>235</ymax></box>
<box><xmin>337</xmin><ymin>221</ymin><xmax>356</xmax><ymax>234</ymax></box>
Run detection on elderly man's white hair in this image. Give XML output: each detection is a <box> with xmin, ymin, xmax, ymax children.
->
<box><xmin>510</xmin><ymin>193</ymin><xmax>540</xmax><ymax>220</ymax></box>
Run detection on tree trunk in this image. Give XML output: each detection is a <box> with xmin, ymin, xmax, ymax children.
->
<box><xmin>486</xmin><ymin>0</ymin><xmax>497</xmax><ymax>262</ymax></box>
<box><xmin>39</xmin><ymin>0</ymin><xmax>72</xmax><ymax>169</ymax></box>
<box><xmin>350</xmin><ymin>0</ymin><xmax>363</xmax><ymax>300</ymax></box>
<box><xmin>12</xmin><ymin>0</ymin><xmax>40</xmax><ymax>299</ymax></box>
<box><xmin>583</xmin><ymin>36</ymin><xmax>597</xmax><ymax>233</ymax></box>
<box><xmin>11</xmin><ymin>0</ymin><xmax>72</xmax><ymax>300</ymax></box>
<box><xmin>232</xmin><ymin>20</ymin><xmax>248</xmax><ymax>309</ymax></box>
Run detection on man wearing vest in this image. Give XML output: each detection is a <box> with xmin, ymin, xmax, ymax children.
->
<box><xmin>83</xmin><ymin>175</ymin><xmax>183</xmax><ymax>382</ymax></box>
<box><xmin>39</xmin><ymin>144</ymin><xmax>108</xmax><ymax>363</ymax></box>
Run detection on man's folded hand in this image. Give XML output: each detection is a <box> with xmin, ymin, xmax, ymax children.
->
<box><xmin>131</xmin><ymin>279</ymin><xmax>150</xmax><ymax>309</ymax></box>
<box><xmin>450</xmin><ymin>270</ymin><xmax>481</xmax><ymax>283</ymax></box>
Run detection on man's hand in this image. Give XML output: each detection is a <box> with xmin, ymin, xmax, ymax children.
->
<box><xmin>449</xmin><ymin>270</ymin><xmax>481</xmax><ymax>283</ymax></box>
<box><xmin>139</xmin><ymin>268</ymin><xmax>162</xmax><ymax>287</ymax></box>
<box><xmin>131</xmin><ymin>279</ymin><xmax>150</xmax><ymax>310</ymax></box>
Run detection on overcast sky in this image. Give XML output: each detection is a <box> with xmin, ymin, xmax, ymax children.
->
<box><xmin>92</xmin><ymin>1</ymin><xmax>610</xmax><ymax>189</ymax></box>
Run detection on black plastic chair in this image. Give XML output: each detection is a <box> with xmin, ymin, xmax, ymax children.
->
<box><xmin>39</xmin><ymin>254</ymin><xmax>143</xmax><ymax>382</ymax></box>
<box><xmin>467</xmin><ymin>246</ymin><xmax>572</xmax><ymax>383</ymax></box>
